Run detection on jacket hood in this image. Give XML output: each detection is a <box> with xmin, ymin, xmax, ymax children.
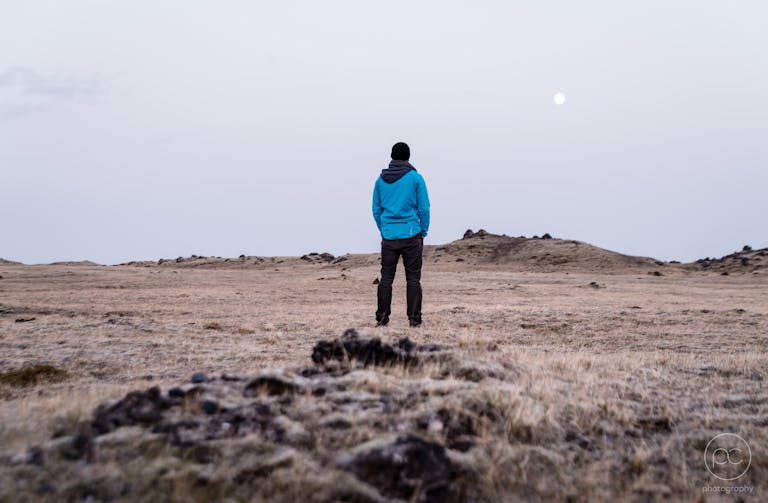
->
<box><xmin>380</xmin><ymin>160</ymin><xmax>416</xmax><ymax>184</ymax></box>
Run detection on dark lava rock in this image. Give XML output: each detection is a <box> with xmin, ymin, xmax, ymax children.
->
<box><xmin>191</xmin><ymin>372</ymin><xmax>208</xmax><ymax>384</ymax></box>
<box><xmin>61</xmin><ymin>427</ymin><xmax>94</xmax><ymax>460</ymax></box>
<box><xmin>565</xmin><ymin>430</ymin><xmax>592</xmax><ymax>450</ymax></box>
<box><xmin>311</xmin><ymin>329</ymin><xmax>439</xmax><ymax>367</ymax></box>
<box><xmin>462</xmin><ymin>229</ymin><xmax>490</xmax><ymax>239</ymax></box>
<box><xmin>634</xmin><ymin>416</ymin><xmax>671</xmax><ymax>432</ymax></box>
<box><xmin>649</xmin><ymin>271</ymin><xmax>663</xmax><ymax>277</ymax></box>
<box><xmin>92</xmin><ymin>387</ymin><xmax>170</xmax><ymax>435</ymax></box>
<box><xmin>541</xmin><ymin>233</ymin><xmax>552</xmax><ymax>239</ymax></box>
<box><xmin>372</xmin><ymin>277</ymin><xmax>380</xmax><ymax>285</ymax></box>
<box><xmin>301</xmin><ymin>252</ymin><xmax>335</xmax><ymax>263</ymax></box>
<box><xmin>201</xmin><ymin>400</ymin><xmax>219</xmax><ymax>415</ymax></box>
<box><xmin>15</xmin><ymin>317</ymin><xmax>36</xmax><ymax>323</ymax></box>
<box><xmin>743</xmin><ymin>245</ymin><xmax>753</xmax><ymax>252</ymax></box>
<box><xmin>337</xmin><ymin>434</ymin><xmax>463</xmax><ymax>502</ymax></box>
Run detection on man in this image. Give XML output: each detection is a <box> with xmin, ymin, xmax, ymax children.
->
<box><xmin>372</xmin><ymin>142</ymin><xmax>430</xmax><ymax>327</ymax></box>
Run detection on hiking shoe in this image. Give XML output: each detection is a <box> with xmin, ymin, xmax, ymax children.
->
<box><xmin>409</xmin><ymin>319</ymin><xmax>422</xmax><ymax>328</ymax></box>
<box><xmin>376</xmin><ymin>316</ymin><xmax>389</xmax><ymax>327</ymax></box>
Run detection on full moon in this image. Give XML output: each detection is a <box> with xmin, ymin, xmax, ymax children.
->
<box><xmin>553</xmin><ymin>92</ymin><xmax>566</xmax><ymax>105</ymax></box>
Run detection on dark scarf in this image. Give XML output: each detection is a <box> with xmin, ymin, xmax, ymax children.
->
<box><xmin>380</xmin><ymin>160</ymin><xmax>416</xmax><ymax>184</ymax></box>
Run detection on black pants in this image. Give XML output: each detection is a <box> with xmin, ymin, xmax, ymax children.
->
<box><xmin>376</xmin><ymin>234</ymin><xmax>423</xmax><ymax>322</ymax></box>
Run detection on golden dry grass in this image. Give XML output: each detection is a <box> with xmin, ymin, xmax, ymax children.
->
<box><xmin>1</xmin><ymin>258</ymin><xmax>767</xmax><ymax>501</ymax></box>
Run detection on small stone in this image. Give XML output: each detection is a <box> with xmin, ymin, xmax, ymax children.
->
<box><xmin>565</xmin><ymin>430</ymin><xmax>592</xmax><ymax>450</ymax></box>
<box><xmin>201</xmin><ymin>400</ymin><xmax>219</xmax><ymax>415</ymax></box>
<box><xmin>10</xmin><ymin>446</ymin><xmax>44</xmax><ymax>466</ymax></box>
<box><xmin>372</xmin><ymin>278</ymin><xmax>380</xmax><ymax>285</ymax></box>
<box><xmin>36</xmin><ymin>482</ymin><xmax>54</xmax><ymax>495</ymax></box>
<box><xmin>542</xmin><ymin>233</ymin><xmax>552</xmax><ymax>239</ymax></box>
<box><xmin>191</xmin><ymin>372</ymin><xmax>208</xmax><ymax>384</ymax></box>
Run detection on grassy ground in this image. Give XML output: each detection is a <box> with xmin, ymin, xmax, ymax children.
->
<box><xmin>1</xmin><ymin>260</ymin><xmax>766</xmax><ymax>501</ymax></box>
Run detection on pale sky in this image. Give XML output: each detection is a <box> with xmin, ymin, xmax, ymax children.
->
<box><xmin>2</xmin><ymin>1</ymin><xmax>766</xmax><ymax>264</ymax></box>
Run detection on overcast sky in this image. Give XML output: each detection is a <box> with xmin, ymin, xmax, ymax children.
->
<box><xmin>2</xmin><ymin>1</ymin><xmax>766</xmax><ymax>264</ymax></box>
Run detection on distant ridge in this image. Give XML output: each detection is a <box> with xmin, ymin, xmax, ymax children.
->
<box><xmin>6</xmin><ymin>231</ymin><xmax>763</xmax><ymax>275</ymax></box>
<box><xmin>116</xmin><ymin>230</ymin><xmax>669</xmax><ymax>273</ymax></box>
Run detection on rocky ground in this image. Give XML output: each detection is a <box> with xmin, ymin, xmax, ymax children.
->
<box><xmin>1</xmin><ymin>235</ymin><xmax>767</xmax><ymax>501</ymax></box>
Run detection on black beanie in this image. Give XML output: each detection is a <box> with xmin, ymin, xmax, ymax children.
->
<box><xmin>391</xmin><ymin>142</ymin><xmax>410</xmax><ymax>161</ymax></box>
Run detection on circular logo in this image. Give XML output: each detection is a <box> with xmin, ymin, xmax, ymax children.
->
<box><xmin>704</xmin><ymin>433</ymin><xmax>751</xmax><ymax>481</ymax></box>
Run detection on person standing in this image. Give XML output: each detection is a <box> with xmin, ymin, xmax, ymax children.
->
<box><xmin>372</xmin><ymin>142</ymin><xmax>430</xmax><ymax>327</ymax></box>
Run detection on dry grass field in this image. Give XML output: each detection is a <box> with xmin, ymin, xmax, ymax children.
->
<box><xmin>1</xmin><ymin>235</ymin><xmax>767</xmax><ymax>501</ymax></box>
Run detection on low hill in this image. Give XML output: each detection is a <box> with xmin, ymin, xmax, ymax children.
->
<box><xmin>422</xmin><ymin>229</ymin><xmax>664</xmax><ymax>272</ymax></box>
<box><xmin>688</xmin><ymin>245</ymin><xmax>768</xmax><ymax>275</ymax></box>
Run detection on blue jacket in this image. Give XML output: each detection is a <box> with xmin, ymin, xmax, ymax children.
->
<box><xmin>372</xmin><ymin>161</ymin><xmax>430</xmax><ymax>240</ymax></box>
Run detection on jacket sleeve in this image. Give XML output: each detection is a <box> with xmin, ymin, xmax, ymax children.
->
<box><xmin>416</xmin><ymin>174</ymin><xmax>430</xmax><ymax>236</ymax></box>
<box><xmin>372</xmin><ymin>180</ymin><xmax>382</xmax><ymax>232</ymax></box>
